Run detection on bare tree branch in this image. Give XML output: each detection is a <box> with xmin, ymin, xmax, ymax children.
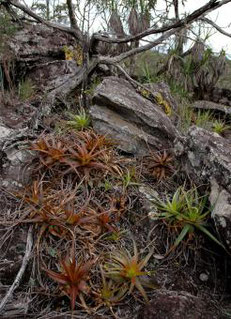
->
<box><xmin>93</xmin><ymin>0</ymin><xmax>231</xmax><ymax>44</ymax></box>
<box><xmin>201</xmin><ymin>17</ymin><xmax>231</xmax><ymax>38</ymax></box>
<box><xmin>98</xmin><ymin>0</ymin><xmax>231</xmax><ymax>64</ymax></box>
<box><xmin>100</xmin><ymin>27</ymin><xmax>182</xmax><ymax>64</ymax></box>
<box><xmin>3</xmin><ymin>0</ymin><xmax>231</xmax><ymax>89</ymax></box>
<box><xmin>0</xmin><ymin>226</ymin><xmax>33</xmax><ymax>314</ymax></box>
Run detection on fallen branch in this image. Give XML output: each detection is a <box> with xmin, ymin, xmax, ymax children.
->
<box><xmin>0</xmin><ymin>226</ymin><xmax>33</xmax><ymax>314</ymax></box>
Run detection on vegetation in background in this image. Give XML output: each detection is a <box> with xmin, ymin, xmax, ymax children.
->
<box><xmin>177</xmin><ymin>103</ymin><xmax>195</xmax><ymax>133</ymax></box>
<box><xmin>1</xmin><ymin>0</ymin><xmax>231</xmax><ymax>316</ymax></box>
<box><xmin>0</xmin><ymin>10</ymin><xmax>18</xmax><ymax>49</ymax></box>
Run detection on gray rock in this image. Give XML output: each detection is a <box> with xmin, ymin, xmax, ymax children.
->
<box><xmin>138</xmin><ymin>185</ymin><xmax>159</xmax><ymax>212</ymax></box>
<box><xmin>0</xmin><ymin>128</ymin><xmax>35</xmax><ymax>190</ymax></box>
<box><xmin>138</xmin><ymin>290</ymin><xmax>219</xmax><ymax>319</ymax></box>
<box><xmin>175</xmin><ymin>126</ymin><xmax>231</xmax><ymax>193</ymax></box>
<box><xmin>27</xmin><ymin>60</ymin><xmax>80</xmax><ymax>94</ymax></box>
<box><xmin>3</xmin><ymin>24</ymin><xmax>75</xmax><ymax>64</ymax></box>
<box><xmin>2</xmin><ymin>24</ymin><xmax>81</xmax><ymax>112</ymax></box>
<box><xmin>208</xmin><ymin>87</ymin><xmax>231</xmax><ymax>106</ymax></box>
<box><xmin>210</xmin><ymin>179</ymin><xmax>231</xmax><ymax>250</ymax></box>
<box><xmin>192</xmin><ymin>100</ymin><xmax>231</xmax><ymax>116</ymax></box>
<box><xmin>0</xmin><ymin>103</ymin><xmax>36</xmax><ymax>190</ymax></box>
<box><xmin>91</xmin><ymin>77</ymin><xmax>180</xmax><ymax>155</ymax></box>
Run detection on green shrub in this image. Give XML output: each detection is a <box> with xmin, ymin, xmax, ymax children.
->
<box><xmin>150</xmin><ymin>187</ymin><xmax>225</xmax><ymax>254</ymax></box>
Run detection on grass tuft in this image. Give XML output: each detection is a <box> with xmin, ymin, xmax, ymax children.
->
<box><xmin>18</xmin><ymin>78</ymin><xmax>35</xmax><ymax>101</ymax></box>
<box><xmin>212</xmin><ymin>119</ymin><xmax>231</xmax><ymax>135</ymax></box>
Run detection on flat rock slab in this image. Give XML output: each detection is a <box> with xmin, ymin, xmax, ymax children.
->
<box><xmin>192</xmin><ymin>100</ymin><xmax>231</xmax><ymax>116</ymax></box>
<box><xmin>91</xmin><ymin>77</ymin><xmax>180</xmax><ymax>155</ymax></box>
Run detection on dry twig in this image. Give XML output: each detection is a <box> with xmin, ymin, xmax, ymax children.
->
<box><xmin>0</xmin><ymin>226</ymin><xmax>33</xmax><ymax>314</ymax></box>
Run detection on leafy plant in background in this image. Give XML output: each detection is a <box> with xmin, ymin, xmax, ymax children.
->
<box><xmin>141</xmin><ymin>62</ymin><xmax>155</xmax><ymax>83</ymax></box>
<box><xmin>161</xmin><ymin>42</ymin><xmax>226</xmax><ymax>100</ymax></box>
<box><xmin>0</xmin><ymin>10</ymin><xmax>18</xmax><ymax>51</ymax></box>
<box><xmin>84</xmin><ymin>77</ymin><xmax>101</xmax><ymax>96</ymax></box>
<box><xmin>168</xmin><ymin>80</ymin><xmax>191</xmax><ymax>101</ymax></box>
<box><xmin>177</xmin><ymin>103</ymin><xmax>195</xmax><ymax>133</ymax></box>
<box><xmin>150</xmin><ymin>187</ymin><xmax>225</xmax><ymax>254</ymax></box>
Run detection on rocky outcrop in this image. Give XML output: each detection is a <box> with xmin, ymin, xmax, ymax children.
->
<box><xmin>175</xmin><ymin>126</ymin><xmax>231</xmax><ymax>192</ymax></box>
<box><xmin>91</xmin><ymin>77</ymin><xmax>180</xmax><ymax>155</ymax></box>
<box><xmin>2</xmin><ymin>24</ymin><xmax>75</xmax><ymax>64</ymax></box>
<box><xmin>138</xmin><ymin>290</ymin><xmax>220</xmax><ymax>319</ymax></box>
<box><xmin>1</xmin><ymin>23</ymin><xmax>82</xmax><ymax>107</ymax></box>
<box><xmin>146</xmin><ymin>81</ymin><xmax>178</xmax><ymax>121</ymax></box>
